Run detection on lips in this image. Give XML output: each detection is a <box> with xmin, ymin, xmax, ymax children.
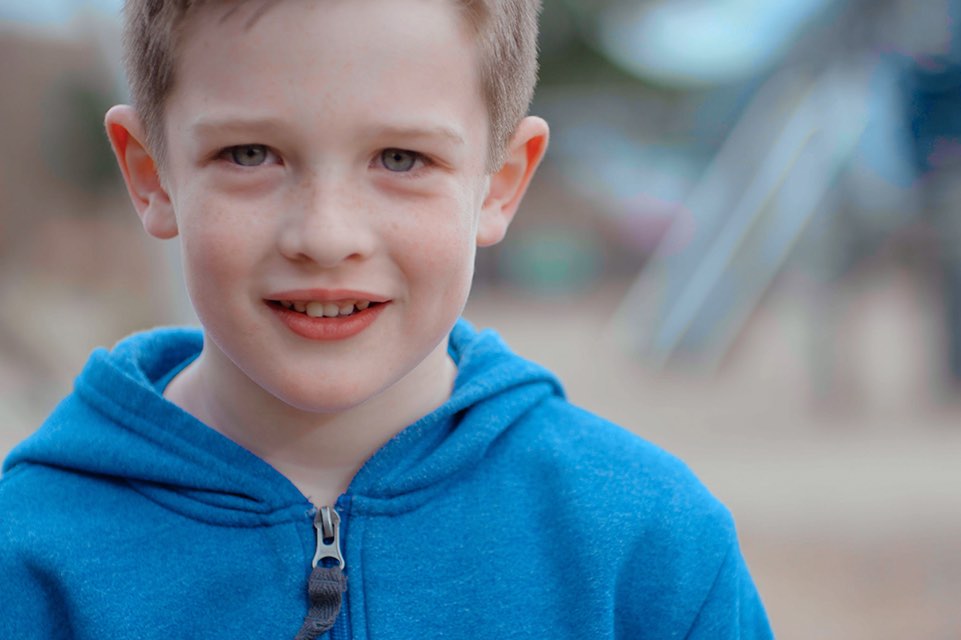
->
<box><xmin>265</xmin><ymin>291</ymin><xmax>389</xmax><ymax>340</ymax></box>
<box><xmin>273</xmin><ymin>299</ymin><xmax>376</xmax><ymax>318</ymax></box>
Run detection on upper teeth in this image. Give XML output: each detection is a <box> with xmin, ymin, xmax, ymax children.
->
<box><xmin>281</xmin><ymin>300</ymin><xmax>372</xmax><ymax>317</ymax></box>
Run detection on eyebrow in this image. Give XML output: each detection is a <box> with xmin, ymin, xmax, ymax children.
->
<box><xmin>188</xmin><ymin>116</ymin><xmax>288</xmax><ymax>138</ymax></box>
<box><xmin>189</xmin><ymin>117</ymin><xmax>467</xmax><ymax>148</ymax></box>
<box><xmin>371</xmin><ymin>124</ymin><xmax>467</xmax><ymax>147</ymax></box>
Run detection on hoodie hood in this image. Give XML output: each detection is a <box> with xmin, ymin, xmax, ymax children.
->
<box><xmin>3</xmin><ymin>319</ymin><xmax>563</xmax><ymax>523</ymax></box>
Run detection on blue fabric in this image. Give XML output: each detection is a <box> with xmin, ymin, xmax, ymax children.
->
<box><xmin>1</xmin><ymin>319</ymin><xmax>772</xmax><ymax>639</ymax></box>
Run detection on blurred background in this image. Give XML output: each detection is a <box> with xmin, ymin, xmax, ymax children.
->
<box><xmin>2</xmin><ymin>0</ymin><xmax>961</xmax><ymax>636</ymax></box>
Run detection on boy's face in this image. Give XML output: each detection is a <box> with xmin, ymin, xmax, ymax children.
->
<box><xmin>109</xmin><ymin>0</ymin><xmax>547</xmax><ymax>413</ymax></box>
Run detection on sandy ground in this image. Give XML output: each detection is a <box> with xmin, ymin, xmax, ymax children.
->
<box><xmin>2</xmin><ymin>266</ymin><xmax>960</xmax><ymax>639</ymax></box>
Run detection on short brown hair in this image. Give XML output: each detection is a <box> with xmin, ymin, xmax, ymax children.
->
<box><xmin>121</xmin><ymin>0</ymin><xmax>542</xmax><ymax>171</ymax></box>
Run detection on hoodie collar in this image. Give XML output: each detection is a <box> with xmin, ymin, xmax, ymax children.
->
<box><xmin>3</xmin><ymin>320</ymin><xmax>564</xmax><ymax>523</ymax></box>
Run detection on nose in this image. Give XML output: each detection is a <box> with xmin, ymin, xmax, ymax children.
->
<box><xmin>277</xmin><ymin>177</ymin><xmax>375</xmax><ymax>268</ymax></box>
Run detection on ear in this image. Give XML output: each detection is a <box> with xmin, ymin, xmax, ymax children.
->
<box><xmin>104</xmin><ymin>105</ymin><xmax>178</xmax><ymax>240</ymax></box>
<box><xmin>476</xmin><ymin>116</ymin><xmax>549</xmax><ymax>247</ymax></box>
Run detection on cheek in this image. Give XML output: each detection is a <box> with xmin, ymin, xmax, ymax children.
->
<box><xmin>403</xmin><ymin>195</ymin><xmax>478</xmax><ymax>276</ymax></box>
<box><xmin>177</xmin><ymin>199</ymin><xmax>252</xmax><ymax>295</ymax></box>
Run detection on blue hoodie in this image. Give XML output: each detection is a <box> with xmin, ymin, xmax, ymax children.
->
<box><xmin>0</xmin><ymin>320</ymin><xmax>773</xmax><ymax>639</ymax></box>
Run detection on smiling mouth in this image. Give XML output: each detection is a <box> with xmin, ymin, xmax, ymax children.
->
<box><xmin>267</xmin><ymin>299</ymin><xmax>384</xmax><ymax>318</ymax></box>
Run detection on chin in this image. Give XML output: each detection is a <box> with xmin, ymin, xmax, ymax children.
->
<box><xmin>269</xmin><ymin>380</ymin><xmax>388</xmax><ymax>415</ymax></box>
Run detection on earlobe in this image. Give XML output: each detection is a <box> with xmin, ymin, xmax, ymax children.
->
<box><xmin>104</xmin><ymin>105</ymin><xmax>178</xmax><ymax>240</ymax></box>
<box><xmin>477</xmin><ymin>116</ymin><xmax>549</xmax><ymax>247</ymax></box>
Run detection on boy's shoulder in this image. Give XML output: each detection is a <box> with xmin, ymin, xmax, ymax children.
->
<box><xmin>397</xmin><ymin>319</ymin><xmax>734</xmax><ymax>541</ymax></box>
<box><xmin>500</xmin><ymin>394</ymin><xmax>736</xmax><ymax>538</ymax></box>
<box><xmin>0</xmin><ymin>460</ymin><xmax>124</xmax><ymax>599</ymax></box>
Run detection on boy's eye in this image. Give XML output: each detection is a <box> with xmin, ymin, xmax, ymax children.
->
<box><xmin>380</xmin><ymin>149</ymin><xmax>419</xmax><ymax>172</ymax></box>
<box><xmin>225</xmin><ymin>145</ymin><xmax>271</xmax><ymax>167</ymax></box>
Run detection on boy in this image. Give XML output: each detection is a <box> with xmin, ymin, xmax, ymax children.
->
<box><xmin>0</xmin><ymin>0</ymin><xmax>774</xmax><ymax>638</ymax></box>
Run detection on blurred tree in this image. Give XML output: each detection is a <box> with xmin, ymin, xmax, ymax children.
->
<box><xmin>42</xmin><ymin>74</ymin><xmax>121</xmax><ymax>199</ymax></box>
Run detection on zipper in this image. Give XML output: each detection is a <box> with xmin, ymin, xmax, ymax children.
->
<box><xmin>296</xmin><ymin>502</ymin><xmax>349</xmax><ymax>640</ymax></box>
<box><xmin>311</xmin><ymin>506</ymin><xmax>345</xmax><ymax>570</ymax></box>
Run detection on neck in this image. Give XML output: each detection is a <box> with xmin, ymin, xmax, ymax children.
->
<box><xmin>164</xmin><ymin>339</ymin><xmax>457</xmax><ymax>507</ymax></box>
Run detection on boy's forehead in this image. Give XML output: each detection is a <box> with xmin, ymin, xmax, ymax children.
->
<box><xmin>180</xmin><ymin>0</ymin><xmax>288</xmax><ymax>35</ymax></box>
<box><xmin>174</xmin><ymin>0</ymin><xmax>481</xmax><ymax>74</ymax></box>
<box><xmin>175</xmin><ymin>0</ymin><xmax>481</xmax><ymax>90</ymax></box>
<box><xmin>205</xmin><ymin>0</ymin><xmax>292</xmax><ymax>27</ymax></box>
<box><xmin>184</xmin><ymin>0</ymin><xmax>470</xmax><ymax>32</ymax></box>
<box><xmin>166</xmin><ymin>0</ymin><xmax>489</xmax><ymax>160</ymax></box>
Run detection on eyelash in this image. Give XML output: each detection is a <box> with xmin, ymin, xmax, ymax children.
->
<box><xmin>376</xmin><ymin>148</ymin><xmax>433</xmax><ymax>176</ymax></box>
<box><xmin>217</xmin><ymin>144</ymin><xmax>279</xmax><ymax>168</ymax></box>
<box><xmin>214</xmin><ymin>145</ymin><xmax>435</xmax><ymax>175</ymax></box>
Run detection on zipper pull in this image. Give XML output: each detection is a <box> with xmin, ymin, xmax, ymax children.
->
<box><xmin>296</xmin><ymin>506</ymin><xmax>348</xmax><ymax>640</ymax></box>
<box><xmin>311</xmin><ymin>506</ymin><xmax>345</xmax><ymax>569</ymax></box>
